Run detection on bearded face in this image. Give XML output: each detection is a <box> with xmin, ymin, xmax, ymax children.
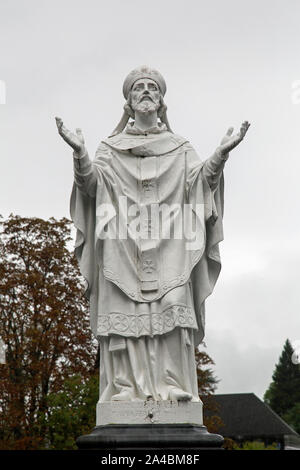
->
<box><xmin>130</xmin><ymin>78</ymin><xmax>161</xmax><ymax>115</ymax></box>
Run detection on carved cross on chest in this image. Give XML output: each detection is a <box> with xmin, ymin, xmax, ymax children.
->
<box><xmin>142</xmin><ymin>259</ymin><xmax>155</xmax><ymax>273</ymax></box>
<box><xmin>142</xmin><ymin>179</ymin><xmax>154</xmax><ymax>193</ymax></box>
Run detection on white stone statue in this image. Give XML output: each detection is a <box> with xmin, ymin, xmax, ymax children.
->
<box><xmin>55</xmin><ymin>66</ymin><xmax>249</xmax><ymax>414</ymax></box>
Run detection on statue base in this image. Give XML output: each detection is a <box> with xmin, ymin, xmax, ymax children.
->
<box><xmin>96</xmin><ymin>400</ymin><xmax>203</xmax><ymax>425</ymax></box>
<box><xmin>76</xmin><ymin>423</ymin><xmax>224</xmax><ymax>450</ymax></box>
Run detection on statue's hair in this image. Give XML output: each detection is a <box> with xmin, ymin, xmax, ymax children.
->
<box><xmin>123</xmin><ymin>92</ymin><xmax>135</xmax><ymax>119</ymax></box>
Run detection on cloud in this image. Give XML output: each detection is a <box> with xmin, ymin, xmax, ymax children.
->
<box><xmin>204</xmin><ymin>327</ymin><xmax>279</xmax><ymax>399</ymax></box>
<box><xmin>203</xmin><ymin>248</ymin><xmax>300</xmax><ymax>398</ymax></box>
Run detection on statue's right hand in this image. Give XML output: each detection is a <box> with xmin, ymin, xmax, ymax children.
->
<box><xmin>55</xmin><ymin>117</ymin><xmax>86</xmax><ymax>156</ymax></box>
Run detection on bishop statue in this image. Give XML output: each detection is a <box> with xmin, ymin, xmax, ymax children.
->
<box><xmin>56</xmin><ymin>66</ymin><xmax>250</xmax><ymax>412</ymax></box>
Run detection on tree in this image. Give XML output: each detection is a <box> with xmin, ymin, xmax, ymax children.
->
<box><xmin>264</xmin><ymin>339</ymin><xmax>300</xmax><ymax>419</ymax></box>
<box><xmin>196</xmin><ymin>345</ymin><xmax>219</xmax><ymax>396</ymax></box>
<box><xmin>195</xmin><ymin>345</ymin><xmax>224</xmax><ymax>434</ymax></box>
<box><xmin>0</xmin><ymin>215</ymin><xmax>97</xmax><ymax>449</ymax></box>
<box><xmin>233</xmin><ymin>441</ymin><xmax>278</xmax><ymax>450</ymax></box>
<box><xmin>38</xmin><ymin>372</ymin><xmax>99</xmax><ymax>449</ymax></box>
<box><xmin>38</xmin><ymin>345</ymin><xmax>100</xmax><ymax>450</ymax></box>
<box><xmin>282</xmin><ymin>403</ymin><xmax>300</xmax><ymax>434</ymax></box>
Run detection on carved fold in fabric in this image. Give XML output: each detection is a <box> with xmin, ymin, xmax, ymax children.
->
<box><xmin>96</xmin><ymin>304</ymin><xmax>197</xmax><ymax>338</ymax></box>
<box><xmin>125</xmin><ymin>121</ymin><xmax>168</xmax><ymax>135</ymax></box>
<box><xmin>91</xmin><ymin>134</ymin><xmax>208</xmax><ymax>303</ymax></box>
<box><xmin>70</xmin><ymin>130</ymin><xmax>225</xmax><ymax>346</ymax></box>
<box><xmin>96</xmin><ymin>271</ymin><xmax>196</xmax><ymax>350</ymax></box>
<box><xmin>202</xmin><ymin>149</ymin><xmax>228</xmax><ymax>191</ymax></box>
<box><xmin>99</xmin><ymin>327</ymin><xmax>200</xmax><ymax>402</ymax></box>
<box><xmin>102</xmin><ymin>130</ymin><xmax>188</xmax><ymax>156</ymax></box>
<box><xmin>73</xmin><ymin>151</ymin><xmax>98</xmax><ymax>198</ymax></box>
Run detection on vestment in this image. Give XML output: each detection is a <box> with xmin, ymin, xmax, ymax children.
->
<box><xmin>71</xmin><ymin>124</ymin><xmax>225</xmax><ymax>400</ymax></box>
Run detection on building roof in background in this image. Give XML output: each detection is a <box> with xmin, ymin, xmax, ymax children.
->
<box><xmin>205</xmin><ymin>393</ymin><xmax>299</xmax><ymax>439</ymax></box>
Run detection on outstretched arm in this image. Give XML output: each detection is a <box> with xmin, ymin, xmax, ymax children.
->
<box><xmin>55</xmin><ymin>117</ymin><xmax>97</xmax><ymax>197</ymax></box>
<box><xmin>203</xmin><ymin>121</ymin><xmax>250</xmax><ymax>189</ymax></box>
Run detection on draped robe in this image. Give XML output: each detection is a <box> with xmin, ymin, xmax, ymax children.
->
<box><xmin>70</xmin><ymin>128</ymin><xmax>224</xmax><ymax>401</ymax></box>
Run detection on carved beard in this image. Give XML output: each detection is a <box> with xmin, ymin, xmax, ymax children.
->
<box><xmin>133</xmin><ymin>99</ymin><xmax>159</xmax><ymax>114</ymax></box>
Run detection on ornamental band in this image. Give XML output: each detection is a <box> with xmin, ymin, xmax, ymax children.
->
<box><xmin>56</xmin><ymin>66</ymin><xmax>250</xmax><ymax>405</ymax></box>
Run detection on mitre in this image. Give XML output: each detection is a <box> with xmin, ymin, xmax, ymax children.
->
<box><xmin>122</xmin><ymin>66</ymin><xmax>167</xmax><ymax>99</ymax></box>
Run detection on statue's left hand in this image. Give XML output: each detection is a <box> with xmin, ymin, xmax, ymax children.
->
<box><xmin>218</xmin><ymin>121</ymin><xmax>250</xmax><ymax>156</ymax></box>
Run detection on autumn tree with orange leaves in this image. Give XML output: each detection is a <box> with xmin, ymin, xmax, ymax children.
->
<box><xmin>0</xmin><ymin>215</ymin><xmax>223</xmax><ymax>449</ymax></box>
<box><xmin>195</xmin><ymin>347</ymin><xmax>224</xmax><ymax>435</ymax></box>
<box><xmin>0</xmin><ymin>215</ymin><xmax>97</xmax><ymax>449</ymax></box>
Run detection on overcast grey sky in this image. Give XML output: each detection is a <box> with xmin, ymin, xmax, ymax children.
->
<box><xmin>1</xmin><ymin>0</ymin><xmax>299</xmax><ymax>399</ymax></box>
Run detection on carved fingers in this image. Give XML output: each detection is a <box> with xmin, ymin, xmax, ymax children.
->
<box><xmin>239</xmin><ymin>120</ymin><xmax>250</xmax><ymax>139</ymax></box>
<box><xmin>220</xmin><ymin>126</ymin><xmax>234</xmax><ymax>145</ymax></box>
<box><xmin>226</xmin><ymin>127</ymin><xmax>234</xmax><ymax>137</ymax></box>
<box><xmin>55</xmin><ymin>117</ymin><xmax>85</xmax><ymax>154</ymax></box>
<box><xmin>75</xmin><ymin>128</ymin><xmax>85</xmax><ymax>145</ymax></box>
<box><xmin>55</xmin><ymin>117</ymin><xmax>70</xmax><ymax>141</ymax></box>
<box><xmin>220</xmin><ymin>121</ymin><xmax>250</xmax><ymax>154</ymax></box>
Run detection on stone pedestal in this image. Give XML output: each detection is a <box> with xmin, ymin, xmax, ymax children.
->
<box><xmin>77</xmin><ymin>401</ymin><xmax>224</xmax><ymax>450</ymax></box>
<box><xmin>96</xmin><ymin>400</ymin><xmax>203</xmax><ymax>425</ymax></box>
<box><xmin>76</xmin><ymin>423</ymin><xmax>224</xmax><ymax>450</ymax></box>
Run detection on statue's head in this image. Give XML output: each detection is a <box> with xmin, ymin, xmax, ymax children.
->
<box><xmin>123</xmin><ymin>66</ymin><xmax>167</xmax><ymax>119</ymax></box>
<box><xmin>110</xmin><ymin>66</ymin><xmax>172</xmax><ymax>136</ymax></box>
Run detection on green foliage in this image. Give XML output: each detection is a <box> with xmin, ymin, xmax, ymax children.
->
<box><xmin>282</xmin><ymin>403</ymin><xmax>300</xmax><ymax>434</ymax></box>
<box><xmin>38</xmin><ymin>373</ymin><xmax>99</xmax><ymax>449</ymax></box>
<box><xmin>233</xmin><ymin>441</ymin><xmax>278</xmax><ymax>450</ymax></box>
<box><xmin>264</xmin><ymin>339</ymin><xmax>300</xmax><ymax>417</ymax></box>
<box><xmin>195</xmin><ymin>345</ymin><xmax>219</xmax><ymax>396</ymax></box>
